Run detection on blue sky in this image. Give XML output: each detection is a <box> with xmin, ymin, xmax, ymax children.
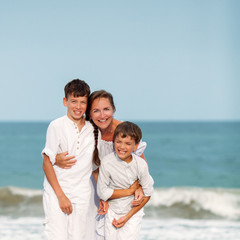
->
<box><xmin>0</xmin><ymin>0</ymin><xmax>239</xmax><ymax>121</ymax></box>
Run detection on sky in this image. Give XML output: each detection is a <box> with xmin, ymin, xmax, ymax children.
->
<box><xmin>0</xmin><ymin>0</ymin><xmax>239</xmax><ymax>122</ymax></box>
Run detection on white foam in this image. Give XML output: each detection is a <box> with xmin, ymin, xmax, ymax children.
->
<box><xmin>149</xmin><ymin>187</ymin><xmax>240</xmax><ymax>220</ymax></box>
<box><xmin>0</xmin><ymin>217</ymin><xmax>44</xmax><ymax>240</ymax></box>
<box><xmin>1</xmin><ymin>216</ymin><xmax>240</xmax><ymax>240</ymax></box>
<box><xmin>6</xmin><ymin>186</ymin><xmax>43</xmax><ymax>197</ymax></box>
<box><xmin>140</xmin><ymin>218</ymin><xmax>240</xmax><ymax>240</ymax></box>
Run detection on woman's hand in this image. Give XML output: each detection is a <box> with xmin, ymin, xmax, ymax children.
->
<box><xmin>97</xmin><ymin>199</ymin><xmax>109</xmax><ymax>215</ymax></box>
<box><xmin>131</xmin><ymin>186</ymin><xmax>144</xmax><ymax>206</ymax></box>
<box><xmin>55</xmin><ymin>151</ymin><xmax>76</xmax><ymax>169</ymax></box>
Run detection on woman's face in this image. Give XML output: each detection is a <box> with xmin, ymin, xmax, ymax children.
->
<box><xmin>90</xmin><ymin>97</ymin><xmax>115</xmax><ymax>130</ymax></box>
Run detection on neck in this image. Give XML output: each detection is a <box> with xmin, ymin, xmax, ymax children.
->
<box><xmin>67</xmin><ymin>114</ymin><xmax>85</xmax><ymax>127</ymax></box>
<box><xmin>101</xmin><ymin>120</ymin><xmax>114</xmax><ymax>135</ymax></box>
<box><xmin>123</xmin><ymin>155</ymin><xmax>133</xmax><ymax>164</ymax></box>
<box><xmin>100</xmin><ymin>119</ymin><xmax>115</xmax><ymax>141</ymax></box>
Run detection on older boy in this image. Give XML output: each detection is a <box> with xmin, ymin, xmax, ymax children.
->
<box><xmin>97</xmin><ymin>121</ymin><xmax>154</xmax><ymax>240</ymax></box>
<box><xmin>42</xmin><ymin>79</ymin><xmax>98</xmax><ymax>240</ymax></box>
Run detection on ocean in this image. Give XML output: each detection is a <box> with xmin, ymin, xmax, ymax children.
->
<box><xmin>0</xmin><ymin>121</ymin><xmax>240</xmax><ymax>240</ymax></box>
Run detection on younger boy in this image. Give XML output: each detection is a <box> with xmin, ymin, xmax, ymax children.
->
<box><xmin>42</xmin><ymin>79</ymin><xmax>98</xmax><ymax>240</ymax></box>
<box><xmin>97</xmin><ymin>121</ymin><xmax>154</xmax><ymax>239</ymax></box>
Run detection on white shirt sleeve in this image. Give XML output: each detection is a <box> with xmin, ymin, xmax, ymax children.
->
<box><xmin>134</xmin><ymin>139</ymin><xmax>147</xmax><ymax>156</ymax></box>
<box><xmin>41</xmin><ymin>122</ymin><xmax>60</xmax><ymax>165</ymax></box>
<box><xmin>138</xmin><ymin>161</ymin><xmax>154</xmax><ymax>197</ymax></box>
<box><xmin>97</xmin><ymin>162</ymin><xmax>114</xmax><ymax>201</ymax></box>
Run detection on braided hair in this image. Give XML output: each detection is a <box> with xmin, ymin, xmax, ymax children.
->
<box><xmin>86</xmin><ymin>90</ymin><xmax>116</xmax><ymax>167</ymax></box>
<box><xmin>91</xmin><ymin>119</ymin><xmax>101</xmax><ymax>166</ymax></box>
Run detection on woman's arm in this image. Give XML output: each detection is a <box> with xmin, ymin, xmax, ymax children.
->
<box><xmin>140</xmin><ymin>153</ymin><xmax>148</xmax><ymax>168</ymax></box>
<box><xmin>55</xmin><ymin>151</ymin><xmax>76</xmax><ymax>169</ymax></box>
<box><xmin>131</xmin><ymin>185</ymin><xmax>145</xmax><ymax>206</ymax></box>
<box><xmin>108</xmin><ymin>180</ymin><xmax>140</xmax><ymax>199</ymax></box>
<box><xmin>93</xmin><ymin>166</ymin><xmax>140</xmax><ymax>200</ymax></box>
<box><xmin>95</xmin><ymin>168</ymin><xmax>140</xmax><ymax>215</ymax></box>
<box><xmin>92</xmin><ymin>168</ymin><xmax>99</xmax><ymax>182</ymax></box>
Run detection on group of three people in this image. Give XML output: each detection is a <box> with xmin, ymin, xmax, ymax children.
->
<box><xmin>42</xmin><ymin>79</ymin><xmax>154</xmax><ymax>240</ymax></box>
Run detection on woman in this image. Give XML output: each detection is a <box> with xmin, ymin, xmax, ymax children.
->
<box><xmin>55</xmin><ymin>90</ymin><xmax>147</xmax><ymax>239</ymax></box>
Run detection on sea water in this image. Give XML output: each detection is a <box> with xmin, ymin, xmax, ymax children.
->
<box><xmin>0</xmin><ymin>121</ymin><xmax>240</xmax><ymax>240</ymax></box>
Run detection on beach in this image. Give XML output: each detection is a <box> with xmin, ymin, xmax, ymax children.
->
<box><xmin>0</xmin><ymin>121</ymin><xmax>240</xmax><ymax>239</ymax></box>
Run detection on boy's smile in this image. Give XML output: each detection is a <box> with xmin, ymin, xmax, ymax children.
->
<box><xmin>114</xmin><ymin>134</ymin><xmax>139</xmax><ymax>163</ymax></box>
<box><xmin>63</xmin><ymin>94</ymin><xmax>88</xmax><ymax>123</ymax></box>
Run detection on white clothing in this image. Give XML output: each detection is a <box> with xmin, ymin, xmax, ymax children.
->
<box><xmin>105</xmin><ymin>208</ymin><xmax>143</xmax><ymax>240</ymax></box>
<box><xmin>97</xmin><ymin>152</ymin><xmax>154</xmax><ymax>214</ymax></box>
<box><xmin>43</xmin><ymin>190</ymin><xmax>89</xmax><ymax>240</ymax></box>
<box><xmin>87</xmin><ymin>139</ymin><xmax>147</xmax><ymax>239</ymax></box>
<box><xmin>42</xmin><ymin>115</ymin><xmax>96</xmax><ymax>239</ymax></box>
<box><xmin>97</xmin><ymin>152</ymin><xmax>154</xmax><ymax>240</ymax></box>
<box><xmin>42</xmin><ymin>115</ymin><xmax>95</xmax><ymax>203</ymax></box>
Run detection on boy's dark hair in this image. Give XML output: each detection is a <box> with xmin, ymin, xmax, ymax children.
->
<box><xmin>64</xmin><ymin>79</ymin><xmax>90</xmax><ymax>99</ymax></box>
<box><xmin>113</xmin><ymin>121</ymin><xmax>142</xmax><ymax>144</ymax></box>
<box><xmin>64</xmin><ymin>79</ymin><xmax>101</xmax><ymax>166</ymax></box>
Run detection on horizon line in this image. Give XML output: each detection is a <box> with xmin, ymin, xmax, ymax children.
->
<box><xmin>0</xmin><ymin>119</ymin><xmax>240</xmax><ymax>123</ymax></box>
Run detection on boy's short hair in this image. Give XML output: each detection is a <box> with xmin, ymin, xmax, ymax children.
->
<box><xmin>64</xmin><ymin>79</ymin><xmax>90</xmax><ymax>99</ymax></box>
<box><xmin>113</xmin><ymin>121</ymin><xmax>142</xmax><ymax>144</ymax></box>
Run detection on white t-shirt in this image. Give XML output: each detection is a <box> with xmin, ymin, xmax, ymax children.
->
<box><xmin>97</xmin><ymin>152</ymin><xmax>154</xmax><ymax>215</ymax></box>
<box><xmin>42</xmin><ymin>115</ymin><xmax>96</xmax><ymax>203</ymax></box>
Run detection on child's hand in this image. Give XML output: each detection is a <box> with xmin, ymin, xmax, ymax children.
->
<box><xmin>58</xmin><ymin>194</ymin><xmax>73</xmax><ymax>215</ymax></box>
<box><xmin>97</xmin><ymin>199</ymin><xmax>109</xmax><ymax>215</ymax></box>
<box><xmin>132</xmin><ymin>187</ymin><xmax>144</xmax><ymax>206</ymax></box>
<box><xmin>112</xmin><ymin>216</ymin><xmax>128</xmax><ymax>228</ymax></box>
<box><xmin>55</xmin><ymin>151</ymin><xmax>76</xmax><ymax>169</ymax></box>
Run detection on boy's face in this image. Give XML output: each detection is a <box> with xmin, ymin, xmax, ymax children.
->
<box><xmin>114</xmin><ymin>134</ymin><xmax>139</xmax><ymax>163</ymax></box>
<box><xmin>63</xmin><ymin>94</ymin><xmax>88</xmax><ymax>123</ymax></box>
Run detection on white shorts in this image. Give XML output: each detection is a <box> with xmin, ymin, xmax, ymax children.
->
<box><xmin>43</xmin><ymin>191</ymin><xmax>89</xmax><ymax>240</ymax></box>
<box><xmin>105</xmin><ymin>208</ymin><xmax>144</xmax><ymax>240</ymax></box>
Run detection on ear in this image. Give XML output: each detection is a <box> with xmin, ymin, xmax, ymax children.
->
<box><xmin>63</xmin><ymin>97</ymin><xmax>67</xmax><ymax>107</ymax></box>
<box><xmin>133</xmin><ymin>143</ymin><xmax>139</xmax><ymax>152</ymax></box>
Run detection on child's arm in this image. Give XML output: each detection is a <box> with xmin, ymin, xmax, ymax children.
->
<box><xmin>42</xmin><ymin>154</ymin><xmax>72</xmax><ymax>215</ymax></box>
<box><xmin>97</xmin><ymin>181</ymin><xmax>142</xmax><ymax>215</ymax></box>
<box><xmin>93</xmin><ymin>167</ymin><xmax>140</xmax><ymax>215</ymax></box>
<box><xmin>57</xmin><ymin>155</ymin><xmax>140</xmax><ymax>199</ymax></box>
<box><xmin>112</xmin><ymin>157</ymin><xmax>154</xmax><ymax>228</ymax></box>
<box><xmin>112</xmin><ymin>196</ymin><xmax>150</xmax><ymax>228</ymax></box>
<box><xmin>97</xmin><ymin>162</ymin><xmax>142</xmax><ymax>201</ymax></box>
<box><xmin>56</xmin><ymin>154</ymin><xmax>143</xmax><ymax>200</ymax></box>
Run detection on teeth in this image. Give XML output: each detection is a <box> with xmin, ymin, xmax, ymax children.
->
<box><xmin>99</xmin><ymin>120</ymin><xmax>107</xmax><ymax>122</ymax></box>
<box><xmin>118</xmin><ymin>150</ymin><xmax>126</xmax><ymax>154</ymax></box>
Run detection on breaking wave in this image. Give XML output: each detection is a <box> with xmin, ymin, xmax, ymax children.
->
<box><xmin>145</xmin><ymin>187</ymin><xmax>240</xmax><ymax>220</ymax></box>
<box><xmin>0</xmin><ymin>186</ymin><xmax>43</xmax><ymax>217</ymax></box>
<box><xmin>1</xmin><ymin>186</ymin><xmax>240</xmax><ymax>220</ymax></box>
